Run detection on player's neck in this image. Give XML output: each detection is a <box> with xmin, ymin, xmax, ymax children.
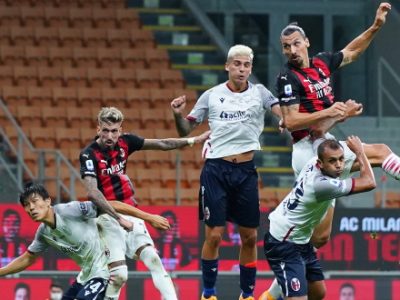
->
<box><xmin>226</xmin><ymin>80</ymin><xmax>248</xmax><ymax>93</ymax></box>
<box><xmin>43</xmin><ymin>208</ymin><xmax>56</xmax><ymax>229</ymax></box>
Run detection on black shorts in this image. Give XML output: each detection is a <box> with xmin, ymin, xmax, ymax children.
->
<box><xmin>199</xmin><ymin>158</ymin><xmax>260</xmax><ymax>228</ymax></box>
<box><xmin>263</xmin><ymin>232</ymin><xmax>324</xmax><ymax>298</ymax></box>
<box><xmin>62</xmin><ymin>278</ymin><xmax>107</xmax><ymax>300</ymax></box>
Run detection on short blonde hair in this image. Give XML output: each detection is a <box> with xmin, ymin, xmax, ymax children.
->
<box><xmin>227</xmin><ymin>44</ymin><xmax>254</xmax><ymax>63</ymax></box>
<box><xmin>97</xmin><ymin>107</ymin><xmax>124</xmax><ymax>125</ymax></box>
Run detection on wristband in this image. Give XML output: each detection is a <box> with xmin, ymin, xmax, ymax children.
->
<box><xmin>187</xmin><ymin>137</ymin><xmax>195</xmax><ymax>147</ymax></box>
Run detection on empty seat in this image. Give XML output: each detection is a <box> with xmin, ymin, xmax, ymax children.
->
<box><xmin>178</xmin><ymin>149</ymin><xmax>198</xmax><ymax>169</ymax></box>
<box><xmin>116</xmin><ymin>8</ymin><xmax>140</xmax><ymax>29</ymax></box>
<box><xmin>80</xmin><ymin>127</ymin><xmax>95</xmax><ymax>146</ymax></box>
<box><xmin>160</xmin><ymin>69</ymin><xmax>185</xmax><ymax>88</ymax></box>
<box><xmin>29</xmin><ymin>127</ymin><xmax>56</xmax><ymax>148</ymax></box>
<box><xmin>140</xmin><ymin>108</ymin><xmax>168</xmax><ymax>129</ymax></box>
<box><xmin>87</xmin><ymin>67</ymin><xmax>112</xmax><ymax>88</ymax></box>
<box><xmin>44</xmin><ymin>6</ymin><xmax>70</xmax><ymax>27</ymax></box>
<box><xmin>154</xmin><ymin>129</ymin><xmax>178</xmax><ymax>139</ymax></box>
<box><xmin>35</xmin><ymin>27</ymin><xmax>60</xmax><ymax>47</ymax></box>
<box><xmin>259</xmin><ymin>187</ymin><xmax>280</xmax><ymax>208</ymax></box>
<box><xmin>0</xmin><ymin>66</ymin><xmax>15</xmax><ymax>86</ymax></box>
<box><xmin>149</xmin><ymin>187</ymin><xmax>176</xmax><ymax>206</ymax></box>
<box><xmin>25</xmin><ymin>46</ymin><xmax>50</xmax><ymax>67</ymax></box>
<box><xmin>55</xmin><ymin>127</ymin><xmax>81</xmax><ymax>148</ymax></box>
<box><xmin>130</xmin><ymin>29</ymin><xmax>155</xmax><ymax>48</ymax></box>
<box><xmin>150</xmin><ymin>88</ymin><xmax>176</xmax><ymax>109</ymax></box>
<box><xmin>179</xmin><ymin>188</ymin><xmax>199</xmax><ymax>206</ymax></box>
<box><xmin>92</xmin><ymin>8</ymin><xmax>117</xmax><ymax>28</ymax></box>
<box><xmin>111</xmin><ymin>68</ymin><xmax>136</xmax><ymax>88</ymax></box>
<box><xmin>102</xmin><ymin>87</ymin><xmax>127</xmax><ymax>108</ymax></box>
<box><xmin>98</xmin><ymin>47</ymin><xmax>122</xmax><ymax>68</ymax></box>
<box><xmin>67</xmin><ymin>106</ymin><xmax>93</xmax><ymax>128</ymax></box>
<box><xmin>63</xmin><ymin>67</ymin><xmax>88</xmax><ymax>87</ymax></box>
<box><xmin>49</xmin><ymin>46</ymin><xmax>73</xmax><ymax>67</ymax></box>
<box><xmin>38</xmin><ymin>66</ymin><xmax>63</xmax><ymax>87</ymax></box>
<box><xmin>135</xmin><ymin>168</ymin><xmax>162</xmax><ymax>188</ymax></box>
<box><xmin>42</xmin><ymin>106</ymin><xmax>68</xmax><ymax>127</ymax></box>
<box><xmin>28</xmin><ymin>86</ymin><xmax>53</xmax><ymax>106</ymax></box>
<box><xmin>107</xmin><ymin>28</ymin><xmax>132</xmax><ymax>48</ymax></box>
<box><xmin>0</xmin><ymin>7</ymin><xmax>21</xmax><ymax>26</ymax></box>
<box><xmin>14</xmin><ymin>66</ymin><xmax>38</xmax><ymax>86</ymax></box>
<box><xmin>125</xmin><ymin>88</ymin><xmax>151</xmax><ymax>109</ymax></box>
<box><xmin>73</xmin><ymin>47</ymin><xmax>98</xmax><ymax>68</ymax></box>
<box><xmin>134</xmin><ymin>186</ymin><xmax>151</xmax><ymax>205</ymax></box>
<box><xmin>83</xmin><ymin>27</ymin><xmax>108</xmax><ymax>48</ymax></box>
<box><xmin>20</xmin><ymin>6</ymin><xmax>45</xmax><ymax>27</ymax></box>
<box><xmin>2</xmin><ymin>85</ymin><xmax>28</xmax><ymax>106</ymax></box>
<box><xmin>10</xmin><ymin>26</ymin><xmax>35</xmax><ymax>46</ymax></box>
<box><xmin>174</xmin><ymin>88</ymin><xmax>198</xmax><ymax>104</ymax></box>
<box><xmin>160</xmin><ymin>168</ymin><xmax>179</xmax><ymax>188</ymax></box>
<box><xmin>0</xmin><ymin>27</ymin><xmax>11</xmax><ymax>46</ymax></box>
<box><xmin>144</xmin><ymin>150</ymin><xmax>174</xmax><ymax>169</ymax></box>
<box><xmin>121</xmin><ymin>48</ymin><xmax>146</xmax><ymax>69</ymax></box>
<box><xmin>136</xmin><ymin>69</ymin><xmax>161</xmax><ymax>89</ymax></box>
<box><xmin>77</xmin><ymin>87</ymin><xmax>103</xmax><ymax>107</ymax></box>
<box><xmin>0</xmin><ymin>45</ymin><xmax>25</xmax><ymax>66</ymax></box>
<box><xmin>53</xmin><ymin>86</ymin><xmax>78</xmax><ymax>107</ymax></box>
<box><xmin>69</xmin><ymin>7</ymin><xmax>93</xmax><ymax>27</ymax></box>
<box><xmin>184</xmin><ymin>168</ymin><xmax>201</xmax><ymax>188</ymax></box>
<box><xmin>120</xmin><ymin>107</ymin><xmax>141</xmax><ymax>129</ymax></box>
<box><xmin>59</xmin><ymin>27</ymin><xmax>83</xmax><ymax>48</ymax></box>
<box><xmin>132</xmin><ymin>128</ymin><xmax>155</xmax><ymax>139</ymax></box>
<box><xmin>145</xmin><ymin>48</ymin><xmax>170</xmax><ymax>69</ymax></box>
<box><xmin>17</xmin><ymin>105</ymin><xmax>42</xmax><ymax>127</ymax></box>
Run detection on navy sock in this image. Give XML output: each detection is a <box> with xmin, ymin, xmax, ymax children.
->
<box><xmin>201</xmin><ymin>258</ymin><xmax>218</xmax><ymax>296</ymax></box>
<box><xmin>240</xmin><ymin>264</ymin><xmax>257</xmax><ymax>297</ymax></box>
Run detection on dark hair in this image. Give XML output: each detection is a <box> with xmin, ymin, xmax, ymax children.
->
<box><xmin>19</xmin><ymin>182</ymin><xmax>50</xmax><ymax>206</ymax></box>
<box><xmin>340</xmin><ymin>282</ymin><xmax>355</xmax><ymax>292</ymax></box>
<box><xmin>317</xmin><ymin>139</ymin><xmax>343</xmax><ymax>160</ymax></box>
<box><xmin>50</xmin><ymin>281</ymin><xmax>63</xmax><ymax>290</ymax></box>
<box><xmin>281</xmin><ymin>22</ymin><xmax>306</xmax><ymax>39</ymax></box>
<box><xmin>14</xmin><ymin>282</ymin><xmax>30</xmax><ymax>295</ymax></box>
<box><xmin>3</xmin><ymin>209</ymin><xmax>20</xmax><ymax>222</ymax></box>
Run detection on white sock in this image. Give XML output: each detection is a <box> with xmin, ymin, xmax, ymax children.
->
<box><xmin>105</xmin><ymin>265</ymin><xmax>128</xmax><ymax>299</ymax></box>
<box><xmin>382</xmin><ymin>153</ymin><xmax>400</xmax><ymax>180</ymax></box>
<box><xmin>140</xmin><ymin>247</ymin><xmax>178</xmax><ymax>300</ymax></box>
<box><xmin>268</xmin><ymin>278</ymin><xmax>283</xmax><ymax>299</ymax></box>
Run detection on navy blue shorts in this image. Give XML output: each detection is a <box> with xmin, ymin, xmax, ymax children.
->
<box><xmin>62</xmin><ymin>278</ymin><xmax>107</xmax><ymax>300</ymax></box>
<box><xmin>263</xmin><ymin>232</ymin><xmax>324</xmax><ymax>298</ymax></box>
<box><xmin>199</xmin><ymin>158</ymin><xmax>260</xmax><ymax>228</ymax></box>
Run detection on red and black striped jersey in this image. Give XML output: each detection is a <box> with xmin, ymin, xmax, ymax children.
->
<box><xmin>79</xmin><ymin>133</ymin><xmax>144</xmax><ymax>206</ymax></box>
<box><xmin>275</xmin><ymin>51</ymin><xmax>343</xmax><ymax>142</ymax></box>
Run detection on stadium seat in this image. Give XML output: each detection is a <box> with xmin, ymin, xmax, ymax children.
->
<box><xmin>53</xmin><ymin>87</ymin><xmax>78</xmax><ymax>107</ymax></box>
<box><xmin>73</xmin><ymin>47</ymin><xmax>98</xmax><ymax>68</ymax></box>
<box><xmin>184</xmin><ymin>168</ymin><xmax>201</xmax><ymax>188</ymax></box>
<box><xmin>63</xmin><ymin>67</ymin><xmax>88</xmax><ymax>87</ymax></box>
<box><xmin>49</xmin><ymin>46</ymin><xmax>74</xmax><ymax>67</ymax></box>
<box><xmin>132</xmin><ymin>128</ymin><xmax>155</xmax><ymax>139</ymax></box>
<box><xmin>59</xmin><ymin>27</ymin><xmax>83</xmax><ymax>48</ymax></box>
<box><xmin>125</xmin><ymin>88</ymin><xmax>151</xmax><ymax>109</ymax></box>
<box><xmin>150</xmin><ymin>88</ymin><xmax>176</xmax><ymax>109</ymax></box>
<box><xmin>92</xmin><ymin>8</ymin><xmax>117</xmax><ymax>28</ymax></box>
<box><xmin>160</xmin><ymin>69</ymin><xmax>185</xmax><ymax>88</ymax></box>
<box><xmin>35</xmin><ymin>27</ymin><xmax>60</xmax><ymax>47</ymax></box>
<box><xmin>121</xmin><ymin>48</ymin><xmax>146</xmax><ymax>69</ymax></box>
<box><xmin>120</xmin><ymin>107</ymin><xmax>141</xmax><ymax>129</ymax></box>
<box><xmin>0</xmin><ymin>27</ymin><xmax>11</xmax><ymax>46</ymax></box>
<box><xmin>130</xmin><ymin>29</ymin><xmax>155</xmax><ymax>48</ymax></box>
<box><xmin>17</xmin><ymin>105</ymin><xmax>42</xmax><ymax>127</ymax></box>
<box><xmin>259</xmin><ymin>187</ymin><xmax>280</xmax><ymax>208</ymax></box>
<box><xmin>14</xmin><ymin>66</ymin><xmax>39</xmax><ymax>86</ymax></box>
<box><xmin>135</xmin><ymin>168</ymin><xmax>162</xmax><ymax>188</ymax></box>
<box><xmin>145</xmin><ymin>48</ymin><xmax>170</xmax><ymax>69</ymax></box>
<box><xmin>44</xmin><ymin>7</ymin><xmax>70</xmax><ymax>27</ymax></box>
<box><xmin>55</xmin><ymin>127</ymin><xmax>81</xmax><ymax>148</ymax></box>
<box><xmin>0</xmin><ymin>45</ymin><xmax>25</xmax><ymax>66</ymax></box>
<box><xmin>38</xmin><ymin>66</ymin><xmax>64</xmax><ymax>87</ymax></box>
<box><xmin>136</xmin><ymin>69</ymin><xmax>161</xmax><ymax>89</ymax></box>
<box><xmin>28</xmin><ymin>127</ymin><xmax>56</xmax><ymax>149</ymax></box>
<box><xmin>178</xmin><ymin>149</ymin><xmax>198</xmax><ymax>170</ymax></box>
<box><xmin>102</xmin><ymin>87</ymin><xmax>127</xmax><ymax>108</ymax></box>
<box><xmin>20</xmin><ymin>6</ymin><xmax>45</xmax><ymax>27</ymax></box>
<box><xmin>69</xmin><ymin>7</ymin><xmax>93</xmax><ymax>28</ymax></box>
<box><xmin>97</xmin><ymin>47</ymin><xmax>122</xmax><ymax>68</ymax></box>
<box><xmin>140</xmin><ymin>108</ymin><xmax>168</xmax><ymax>129</ymax></box>
<box><xmin>179</xmin><ymin>188</ymin><xmax>199</xmax><ymax>206</ymax></box>
<box><xmin>80</xmin><ymin>127</ymin><xmax>95</xmax><ymax>146</ymax></box>
<box><xmin>66</xmin><ymin>147</ymin><xmax>81</xmax><ymax>168</ymax></box>
<box><xmin>83</xmin><ymin>27</ymin><xmax>108</xmax><ymax>48</ymax></box>
<box><xmin>0</xmin><ymin>7</ymin><xmax>21</xmax><ymax>26</ymax></box>
<box><xmin>134</xmin><ymin>186</ymin><xmax>151</xmax><ymax>206</ymax></box>
<box><xmin>87</xmin><ymin>67</ymin><xmax>112</xmax><ymax>88</ymax></box>
<box><xmin>107</xmin><ymin>28</ymin><xmax>132</xmax><ymax>48</ymax></box>
<box><xmin>111</xmin><ymin>68</ymin><xmax>136</xmax><ymax>88</ymax></box>
<box><xmin>154</xmin><ymin>129</ymin><xmax>179</xmax><ymax>139</ymax></box>
<box><xmin>3</xmin><ymin>125</ymin><xmax>19</xmax><ymax>148</ymax></box>
<box><xmin>160</xmin><ymin>168</ymin><xmax>180</xmax><ymax>189</ymax></box>
<box><xmin>77</xmin><ymin>87</ymin><xmax>103</xmax><ymax>108</ymax></box>
<box><xmin>25</xmin><ymin>46</ymin><xmax>50</xmax><ymax>67</ymax></box>
<box><xmin>116</xmin><ymin>8</ymin><xmax>140</xmax><ymax>29</ymax></box>
<box><xmin>10</xmin><ymin>26</ymin><xmax>35</xmax><ymax>46</ymax></box>
<box><xmin>149</xmin><ymin>187</ymin><xmax>176</xmax><ymax>206</ymax></box>
<box><xmin>42</xmin><ymin>105</ymin><xmax>68</xmax><ymax>128</ymax></box>
<box><xmin>28</xmin><ymin>86</ymin><xmax>53</xmax><ymax>106</ymax></box>
<box><xmin>144</xmin><ymin>151</ymin><xmax>174</xmax><ymax>169</ymax></box>
<box><xmin>2</xmin><ymin>85</ymin><xmax>28</xmax><ymax>106</ymax></box>
<box><xmin>174</xmin><ymin>88</ymin><xmax>198</xmax><ymax>104</ymax></box>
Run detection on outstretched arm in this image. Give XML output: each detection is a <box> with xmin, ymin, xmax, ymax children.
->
<box><xmin>109</xmin><ymin>201</ymin><xmax>171</xmax><ymax>230</ymax></box>
<box><xmin>0</xmin><ymin>251</ymin><xmax>38</xmax><ymax>276</ymax></box>
<box><xmin>170</xmin><ymin>95</ymin><xmax>199</xmax><ymax>137</ymax></box>
<box><xmin>340</xmin><ymin>2</ymin><xmax>391</xmax><ymax>67</ymax></box>
<box><xmin>141</xmin><ymin>130</ymin><xmax>211</xmax><ymax>150</ymax></box>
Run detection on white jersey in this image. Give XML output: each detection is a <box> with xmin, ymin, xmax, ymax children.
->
<box><xmin>269</xmin><ymin>157</ymin><xmax>354</xmax><ymax>244</ymax></box>
<box><xmin>188</xmin><ymin>81</ymin><xmax>279</xmax><ymax>158</ymax></box>
<box><xmin>28</xmin><ymin>201</ymin><xmax>109</xmax><ymax>284</ymax></box>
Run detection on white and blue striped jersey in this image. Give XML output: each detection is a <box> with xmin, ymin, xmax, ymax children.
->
<box><xmin>188</xmin><ymin>81</ymin><xmax>279</xmax><ymax>158</ymax></box>
<box><xmin>269</xmin><ymin>157</ymin><xmax>354</xmax><ymax>244</ymax></box>
<box><xmin>28</xmin><ymin>201</ymin><xmax>109</xmax><ymax>284</ymax></box>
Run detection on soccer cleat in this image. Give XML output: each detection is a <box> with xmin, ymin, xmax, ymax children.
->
<box><xmin>201</xmin><ymin>294</ymin><xmax>218</xmax><ymax>300</ymax></box>
<box><xmin>239</xmin><ymin>294</ymin><xmax>255</xmax><ymax>300</ymax></box>
<box><xmin>258</xmin><ymin>290</ymin><xmax>276</xmax><ymax>300</ymax></box>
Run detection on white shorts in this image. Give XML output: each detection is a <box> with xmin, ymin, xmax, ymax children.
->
<box><xmin>97</xmin><ymin>214</ymin><xmax>154</xmax><ymax>264</ymax></box>
<box><xmin>292</xmin><ymin>133</ymin><xmax>356</xmax><ymax>178</ymax></box>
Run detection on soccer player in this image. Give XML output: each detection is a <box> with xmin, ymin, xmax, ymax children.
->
<box><xmin>80</xmin><ymin>107</ymin><xmax>210</xmax><ymax>300</ymax></box>
<box><xmin>170</xmin><ymin>44</ymin><xmax>283</xmax><ymax>300</ymax></box>
<box><xmin>264</xmin><ymin>136</ymin><xmax>376</xmax><ymax>300</ymax></box>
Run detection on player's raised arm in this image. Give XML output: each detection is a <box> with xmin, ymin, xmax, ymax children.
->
<box><xmin>0</xmin><ymin>251</ymin><xmax>38</xmax><ymax>276</ymax></box>
<box><xmin>170</xmin><ymin>95</ymin><xmax>199</xmax><ymax>137</ymax></box>
<box><xmin>141</xmin><ymin>130</ymin><xmax>210</xmax><ymax>150</ymax></box>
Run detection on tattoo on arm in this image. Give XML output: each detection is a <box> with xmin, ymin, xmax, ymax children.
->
<box><xmin>84</xmin><ymin>177</ymin><xmax>120</xmax><ymax>220</ymax></box>
<box><xmin>174</xmin><ymin>114</ymin><xmax>196</xmax><ymax>137</ymax></box>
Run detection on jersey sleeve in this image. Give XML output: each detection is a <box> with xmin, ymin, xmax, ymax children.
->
<box><xmin>55</xmin><ymin>201</ymin><xmax>98</xmax><ymax>219</ymax></box>
<box><xmin>27</xmin><ymin>226</ymin><xmax>48</xmax><ymax>254</ymax></box>
<box><xmin>275</xmin><ymin>70</ymin><xmax>302</xmax><ymax>107</ymax></box>
<box><xmin>256</xmin><ymin>84</ymin><xmax>279</xmax><ymax>109</ymax></box>
<box><xmin>315</xmin><ymin>51</ymin><xmax>343</xmax><ymax>73</ymax></box>
<box><xmin>79</xmin><ymin>148</ymin><xmax>97</xmax><ymax>179</ymax></box>
<box><xmin>187</xmin><ymin>89</ymin><xmax>210</xmax><ymax>123</ymax></box>
<box><xmin>314</xmin><ymin>176</ymin><xmax>353</xmax><ymax>202</ymax></box>
<box><xmin>123</xmin><ymin>134</ymin><xmax>145</xmax><ymax>154</ymax></box>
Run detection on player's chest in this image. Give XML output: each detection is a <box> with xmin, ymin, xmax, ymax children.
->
<box><xmin>208</xmin><ymin>93</ymin><xmax>262</xmax><ymax>118</ymax></box>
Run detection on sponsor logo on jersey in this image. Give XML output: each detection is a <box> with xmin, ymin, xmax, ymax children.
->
<box><xmin>100</xmin><ymin>160</ymin><xmax>126</xmax><ymax>175</ymax></box>
<box><xmin>79</xmin><ymin>202</ymin><xmax>89</xmax><ymax>215</ymax></box>
<box><xmin>284</xmin><ymin>84</ymin><xmax>292</xmax><ymax>96</ymax></box>
<box><xmin>219</xmin><ymin>110</ymin><xmax>248</xmax><ymax>121</ymax></box>
<box><xmin>280</xmin><ymin>75</ymin><xmax>288</xmax><ymax>80</ymax></box>
<box><xmin>82</xmin><ymin>153</ymin><xmax>89</xmax><ymax>158</ymax></box>
<box><xmin>291</xmin><ymin>278</ymin><xmax>301</xmax><ymax>291</ymax></box>
<box><xmin>280</xmin><ymin>96</ymin><xmax>296</xmax><ymax>102</ymax></box>
<box><xmin>219</xmin><ymin>97</ymin><xmax>225</xmax><ymax>103</ymax></box>
<box><xmin>308</xmin><ymin>78</ymin><xmax>332</xmax><ymax>98</ymax></box>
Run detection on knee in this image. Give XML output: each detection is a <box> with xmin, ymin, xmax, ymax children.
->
<box><xmin>109</xmin><ymin>265</ymin><xmax>128</xmax><ymax>288</ymax></box>
<box><xmin>311</xmin><ymin>233</ymin><xmax>330</xmax><ymax>249</ymax></box>
<box><xmin>205</xmin><ymin>232</ymin><xmax>223</xmax><ymax>249</ymax></box>
<box><xmin>240</xmin><ymin>231</ymin><xmax>257</xmax><ymax>248</ymax></box>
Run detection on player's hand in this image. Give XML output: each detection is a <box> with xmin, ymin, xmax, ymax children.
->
<box><xmin>374</xmin><ymin>2</ymin><xmax>391</xmax><ymax>28</ymax></box>
<box><xmin>278</xmin><ymin>119</ymin><xmax>286</xmax><ymax>133</ymax></box>
<box><xmin>118</xmin><ymin>217</ymin><xmax>133</xmax><ymax>232</ymax></box>
<box><xmin>344</xmin><ymin>99</ymin><xmax>363</xmax><ymax>118</ymax></box>
<box><xmin>346</xmin><ymin>135</ymin><xmax>364</xmax><ymax>155</ymax></box>
<box><xmin>327</xmin><ymin>102</ymin><xmax>347</xmax><ymax>119</ymax></box>
<box><xmin>194</xmin><ymin>130</ymin><xmax>211</xmax><ymax>144</ymax></box>
<box><xmin>171</xmin><ymin>95</ymin><xmax>187</xmax><ymax>115</ymax></box>
<box><xmin>149</xmin><ymin>215</ymin><xmax>171</xmax><ymax>230</ymax></box>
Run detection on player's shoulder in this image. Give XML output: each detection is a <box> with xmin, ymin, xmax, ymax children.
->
<box><xmin>54</xmin><ymin>201</ymin><xmax>94</xmax><ymax>217</ymax></box>
<box><xmin>276</xmin><ymin>64</ymin><xmax>299</xmax><ymax>84</ymax></box>
<box><xmin>80</xmin><ymin>141</ymin><xmax>97</xmax><ymax>157</ymax></box>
